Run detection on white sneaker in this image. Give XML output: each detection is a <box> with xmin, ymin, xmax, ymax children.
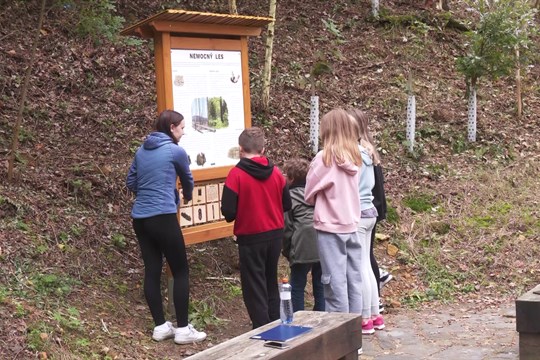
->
<box><xmin>174</xmin><ymin>324</ymin><xmax>207</xmax><ymax>344</ymax></box>
<box><xmin>358</xmin><ymin>347</ymin><xmax>363</xmax><ymax>355</ymax></box>
<box><xmin>152</xmin><ymin>321</ymin><xmax>175</xmax><ymax>341</ymax></box>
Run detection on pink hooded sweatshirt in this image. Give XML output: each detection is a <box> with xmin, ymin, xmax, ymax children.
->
<box><xmin>304</xmin><ymin>151</ymin><xmax>361</xmax><ymax>233</ymax></box>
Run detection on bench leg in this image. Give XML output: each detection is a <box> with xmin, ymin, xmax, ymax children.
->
<box><xmin>520</xmin><ymin>333</ymin><xmax>540</xmax><ymax>360</ymax></box>
<box><xmin>339</xmin><ymin>350</ymin><xmax>359</xmax><ymax>360</ymax></box>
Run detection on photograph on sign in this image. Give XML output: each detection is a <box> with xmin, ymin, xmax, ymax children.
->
<box><xmin>171</xmin><ymin>49</ymin><xmax>245</xmax><ymax>170</ymax></box>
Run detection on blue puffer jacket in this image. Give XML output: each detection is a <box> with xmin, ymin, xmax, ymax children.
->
<box><xmin>126</xmin><ymin>132</ymin><xmax>194</xmax><ymax>219</ymax></box>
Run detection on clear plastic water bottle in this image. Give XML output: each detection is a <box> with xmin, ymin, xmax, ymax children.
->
<box><xmin>280</xmin><ymin>278</ymin><xmax>293</xmax><ymax>324</ymax></box>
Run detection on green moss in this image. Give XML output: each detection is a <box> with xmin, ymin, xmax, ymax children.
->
<box><xmin>470</xmin><ymin>215</ymin><xmax>495</xmax><ymax>228</ymax></box>
<box><xmin>385</xmin><ymin>202</ymin><xmax>400</xmax><ymax>223</ymax></box>
<box><xmin>430</xmin><ymin>221</ymin><xmax>451</xmax><ymax>235</ymax></box>
<box><xmin>488</xmin><ymin>201</ymin><xmax>512</xmax><ymax>215</ymax></box>
<box><xmin>403</xmin><ymin>192</ymin><xmax>436</xmax><ymax>213</ymax></box>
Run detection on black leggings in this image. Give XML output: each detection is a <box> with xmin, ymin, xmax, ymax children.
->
<box><xmin>370</xmin><ymin>222</ymin><xmax>381</xmax><ymax>296</ymax></box>
<box><xmin>133</xmin><ymin>214</ymin><xmax>189</xmax><ymax>327</ymax></box>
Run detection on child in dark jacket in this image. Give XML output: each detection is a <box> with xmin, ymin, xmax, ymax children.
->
<box><xmin>221</xmin><ymin>127</ymin><xmax>292</xmax><ymax>329</ymax></box>
<box><xmin>282</xmin><ymin>158</ymin><xmax>325</xmax><ymax>312</ymax></box>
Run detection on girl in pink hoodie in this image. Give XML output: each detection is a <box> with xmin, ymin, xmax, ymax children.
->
<box><xmin>305</xmin><ymin>108</ymin><xmax>363</xmax><ymax>313</ymax></box>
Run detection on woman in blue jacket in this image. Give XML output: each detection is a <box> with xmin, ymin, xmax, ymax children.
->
<box><xmin>126</xmin><ymin>110</ymin><xmax>206</xmax><ymax>344</ymax></box>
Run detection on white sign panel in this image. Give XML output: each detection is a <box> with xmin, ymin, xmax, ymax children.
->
<box><xmin>170</xmin><ymin>49</ymin><xmax>245</xmax><ymax>170</ymax></box>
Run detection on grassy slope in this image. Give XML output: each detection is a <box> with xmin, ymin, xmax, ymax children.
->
<box><xmin>0</xmin><ymin>0</ymin><xmax>539</xmax><ymax>358</ymax></box>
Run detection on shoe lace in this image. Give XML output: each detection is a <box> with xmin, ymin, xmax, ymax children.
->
<box><xmin>187</xmin><ymin>324</ymin><xmax>199</xmax><ymax>334</ymax></box>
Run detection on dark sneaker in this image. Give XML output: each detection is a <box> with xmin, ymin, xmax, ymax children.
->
<box><xmin>380</xmin><ymin>270</ymin><xmax>393</xmax><ymax>288</ymax></box>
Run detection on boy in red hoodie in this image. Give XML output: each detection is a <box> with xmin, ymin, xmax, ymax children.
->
<box><xmin>221</xmin><ymin>127</ymin><xmax>292</xmax><ymax>328</ymax></box>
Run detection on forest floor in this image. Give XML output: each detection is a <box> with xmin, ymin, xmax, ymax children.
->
<box><xmin>1</xmin><ymin>0</ymin><xmax>539</xmax><ymax>359</ymax></box>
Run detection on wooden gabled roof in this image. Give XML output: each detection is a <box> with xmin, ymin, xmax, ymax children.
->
<box><xmin>120</xmin><ymin>9</ymin><xmax>273</xmax><ymax>38</ymax></box>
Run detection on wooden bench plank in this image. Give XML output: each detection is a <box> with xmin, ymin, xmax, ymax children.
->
<box><xmin>185</xmin><ymin>311</ymin><xmax>362</xmax><ymax>360</ymax></box>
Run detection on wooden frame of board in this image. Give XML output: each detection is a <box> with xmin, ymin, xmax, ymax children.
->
<box><xmin>121</xmin><ymin>10</ymin><xmax>272</xmax><ymax>245</ymax></box>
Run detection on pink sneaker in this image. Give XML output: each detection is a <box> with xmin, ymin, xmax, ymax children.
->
<box><xmin>372</xmin><ymin>315</ymin><xmax>385</xmax><ymax>330</ymax></box>
<box><xmin>362</xmin><ymin>319</ymin><xmax>375</xmax><ymax>335</ymax></box>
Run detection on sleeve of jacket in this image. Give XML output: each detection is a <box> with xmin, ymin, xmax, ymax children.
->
<box><xmin>126</xmin><ymin>158</ymin><xmax>138</xmax><ymax>193</ymax></box>
<box><xmin>304</xmin><ymin>157</ymin><xmax>326</xmax><ymax>205</ymax></box>
<box><xmin>282</xmin><ymin>183</ymin><xmax>292</xmax><ymax>212</ymax></box>
<box><xmin>221</xmin><ymin>172</ymin><xmax>238</xmax><ymax>222</ymax></box>
<box><xmin>372</xmin><ymin>164</ymin><xmax>387</xmax><ymax>222</ymax></box>
<box><xmin>282</xmin><ymin>204</ymin><xmax>294</xmax><ymax>259</ymax></box>
<box><xmin>172</xmin><ymin>146</ymin><xmax>194</xmax><ymax>202</ymax></box>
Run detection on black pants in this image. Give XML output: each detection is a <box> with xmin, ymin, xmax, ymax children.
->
<box><xmin>133</xmin><ymin>214</ymin><xmax>189</xmax><ymax>327</ymax></box>
<box><xmin>370</xmin><ymin>222</ymin><xmax>381</xmax><ymax>296</ymax></box>
<box><xmin>238</xmin><ymin>238</ymin><xmax>281</xmax><ymax>329</ymax></box>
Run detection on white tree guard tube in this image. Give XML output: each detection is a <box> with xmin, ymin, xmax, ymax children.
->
<box><xmin>372</xmin><ymin>0</ymin><xmax>379</xmax><ymax>18</ymax></box>
<box><xmin>468</xmin><ymin>87</ymin><xmax>477</xmax><ymax>142</ymax></box>
<box><xmin>310</xmin><ymin>96</ymin><xmax>319</xmax><ymax>155</ymax></box>
<box><xmin>406</xmin><ymin>94</ymin><xmax>416</xmax><ymax>152</ymax></box>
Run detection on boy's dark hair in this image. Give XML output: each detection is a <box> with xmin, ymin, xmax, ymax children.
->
<box><xmin>154</xmin><ymin>110</ymin><xmax>184</xmax><ymax>143</ymax></box>
<box><xmin>238</xmin><ymin>127</ymin><xmax>265</xmax><ymax>154</ymax></box>
<box><xmin>284</xmin><ymin>158</ymin><xmax>310</xmax><ymax>185</ymax></box>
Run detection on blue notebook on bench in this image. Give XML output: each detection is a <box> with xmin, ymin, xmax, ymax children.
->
<box><xmin>250</xmin><ymin>324</ymin><xmax>313</xmax><ymax>342</ymax></box>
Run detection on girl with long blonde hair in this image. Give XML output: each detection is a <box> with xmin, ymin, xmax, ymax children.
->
<box><xmin>305</xmin><ymin>108</ymin><xmax>364</xmax><ymax>313</ymax></box>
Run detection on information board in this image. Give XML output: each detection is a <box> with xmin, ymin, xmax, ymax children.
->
<box><xmin>170</xmin><ymin>49</ymin><xmax>245</xmax><ymax>170</ymax></box>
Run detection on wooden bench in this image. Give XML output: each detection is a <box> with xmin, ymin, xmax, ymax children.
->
<box><xmin>185</xmin><ymin>311</ymin><xmax>362</xmax><ymax>360</ymax></box>
<box><xmin>516</xmin><ymin>284</ymin><xmax>540</xmax><ymax>360</ymax></box>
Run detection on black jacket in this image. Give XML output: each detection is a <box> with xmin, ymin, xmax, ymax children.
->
<box><xmin>372</xmin><ymin>164</ymin><xmax>387</xmax><ymax>223</ymax></box>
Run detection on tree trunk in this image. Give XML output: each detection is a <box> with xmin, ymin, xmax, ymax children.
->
<box><xmin>467</xmin><ymin>84</ymin><xmax>477</xmax><ymax>142</ymax></box>
<box><xmin>406</xmin><ymin>95</ymin><xmax>416</xmax><ymax>152</ymax></box>
<box><xmin>8</xmin><ymin>0</ymin><xmax>46</xmax><ymax>182</ymax></box>
<box><xmin>229</xmin><ymin>0</ymin><xmax>238</xmax><ymax>14</ymax></box>
<box><xmin>516</xmin><ymin>48</ymin><xmax>522</xmax><ymax>118</ymax></box>
<box><xmin>309</xmin><ymin>96</ymin><xmax>319</xmax><ymax>155</ymax></box>
<box><xmin>261</xmin><ymin>0</ymin><xmax>277</xmax><ymax>111</ymax></box>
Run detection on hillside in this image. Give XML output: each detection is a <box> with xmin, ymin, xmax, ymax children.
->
<box><xmin>1</xmin><ymin>0</ymin><xmax>539</xmax><ymax>358</ymax></box>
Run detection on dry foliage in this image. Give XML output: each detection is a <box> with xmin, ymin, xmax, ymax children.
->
<box><xmin>0</xmin><ymin>0</ymin><xmax>539</xmax><ymax>358</ymax></box>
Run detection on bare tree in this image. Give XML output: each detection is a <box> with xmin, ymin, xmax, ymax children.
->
<box><xmin>261</xmin><ymin>0</ymin><xmax>277</xmax><ymax>111</ymax></box>
<box><xmin>8</xmin><ymin>0</ymin><xmax>47</xmax><ymax>182</ymax></box>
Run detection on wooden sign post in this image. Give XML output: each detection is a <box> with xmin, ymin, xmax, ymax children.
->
<box><xmin>121</xmin><ymin>10</ymin><xmax>272</xmax><ymax>245</ymax></box>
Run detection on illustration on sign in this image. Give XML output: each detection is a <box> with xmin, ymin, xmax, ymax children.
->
<box><xmin>171</xmin><ymin>49</ymin><xmax>245</xmax><ymax>170</ymax></box>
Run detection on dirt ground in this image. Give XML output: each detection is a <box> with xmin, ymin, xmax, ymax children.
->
<box><xmin>1</xmin><ymin>0</ymin><xmax>539</xmax><ymax>359</ymax></box>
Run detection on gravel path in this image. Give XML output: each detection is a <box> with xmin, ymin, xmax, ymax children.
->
<box><xmin>360</xmin><ymin>301</ymin><xmax>518</xmax><ymax>359</ymax></box>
